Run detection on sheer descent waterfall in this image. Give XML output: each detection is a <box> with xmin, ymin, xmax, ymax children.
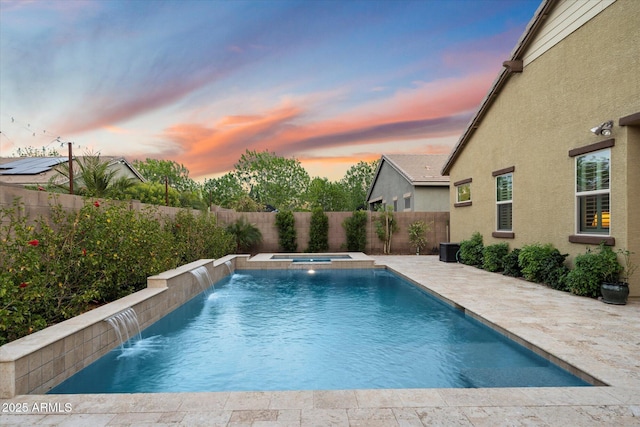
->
<box><xmin>104</xmin><ymin>307</ymin><xmax>141</xmax><ymax>349</ymax></box>
<box><xmin>189</xmin><ymin>266</ymin><xmax>215</xmax><ymax>299</ymax></box>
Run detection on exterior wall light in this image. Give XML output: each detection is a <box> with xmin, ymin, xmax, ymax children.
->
<box><xmin>590</xmin><ymin>120</ymin><xmax>613</xmax><ymax>136</ymax></box>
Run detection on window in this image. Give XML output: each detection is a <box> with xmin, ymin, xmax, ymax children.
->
<box><xmin>454</xmin><ymin>178</ymin><xmax>472</xmax><ymax>207</ymax></box>
<box><xmin>496</xmin><ymin>173</ymin><xmax>512</xmax><ymax>231</ymax></box>
<box><xmin>457</xmin><ymin>183</ymin><xmax>471</xmax><ymax>203</ymax></box>
<box><xmin>576</xmin><ymin>149</ymin><xmax>610</xmax><ymax>234</ymax></box>
<box><xmin>393</xmin><ymin>198</ymin><xmax>398</xmax><ymax>212</ymax></box>
<box><xmin>404</xmin><ymin>194</ymin><xmax>411</xmax><ymax>210</ymax></box>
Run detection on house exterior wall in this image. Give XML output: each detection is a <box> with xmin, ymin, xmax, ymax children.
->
<box><xmin>368</xmin><ymin>161</ymin><xmax>449</xmax><ymax>212</ymax></box>
<box><xmin>414</xmin><ymin>187</ymin><xmax>449</xmax><ymax>212</ymax></box>
<box><xmin>447</xmin><ymin>0</ymin><xmax>640</xmax><ymax>295</ymax></box>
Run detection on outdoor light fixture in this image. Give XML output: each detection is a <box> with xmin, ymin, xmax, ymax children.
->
<box><xmin>590</xmin><ymin>120</ymin><xmax>613</xmax><ymax>136</ymax></box>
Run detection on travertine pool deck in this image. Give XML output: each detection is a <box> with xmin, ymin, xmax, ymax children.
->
<box><xmin>1</xmin><ymin>255</ymin><xmax>639</xmax><ymax>426</ymax></box>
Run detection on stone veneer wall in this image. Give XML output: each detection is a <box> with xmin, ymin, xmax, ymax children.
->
<box><xmin>0</xmin><ymin>255</ymin><xmax>239</xmax><ymax>398</ymax></box>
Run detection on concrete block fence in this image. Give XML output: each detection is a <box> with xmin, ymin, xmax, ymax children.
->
<box><xmin>1</xmin><ymin>184</ymin><xmax>451</xmax><ymax>254</ymax></box>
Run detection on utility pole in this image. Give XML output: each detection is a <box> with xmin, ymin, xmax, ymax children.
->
<box><xmin>68</xmin><ymin>142</ymin><xmax>74</xmax><ymax>195</ymax></box>
<box><xmin>165</xmin><ymin>176</ymin><xmax>169</xmax><ymax>206</ymax></box>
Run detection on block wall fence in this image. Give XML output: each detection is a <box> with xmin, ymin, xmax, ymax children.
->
<box><xmin>1</xmin><ymin>184</ymin><xmax>451</xmax><ymax>254</ymax></box>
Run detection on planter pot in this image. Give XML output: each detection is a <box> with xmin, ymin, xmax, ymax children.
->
<box><xmin>601</xmin><ymin>282</ymin><xmax>629</xmax><ymax>305</ymax></box>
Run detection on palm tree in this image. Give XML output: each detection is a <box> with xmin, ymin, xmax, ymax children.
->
<box><xmin>226</xmin><ymin>217</ymin><xmax>263</xmax><ymax>253</ymax></box>
<box><xmin>49</xmin><ymin>152</ymin><xmax>136</xmax><ymax>198</ymax></box>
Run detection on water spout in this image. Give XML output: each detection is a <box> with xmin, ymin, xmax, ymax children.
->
<box><xmin>224</xmin><ymin>260</ymin><xmax>233</xmax><ymax>275</ymax></box>
<box><xmin>189</xmin><ymin>266</ymin><xmax>215</xmax><ymax>299</ymax></box>
<box><xmin>105</xmin><ymin>307</ymin><xmax>141</xmax><ymax>350</ymax></box>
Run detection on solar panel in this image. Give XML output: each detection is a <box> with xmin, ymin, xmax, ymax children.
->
<box><xmin>0</xmin><ymin>157</ymin><xmax>69</xmax><ymax>175</ymax></box>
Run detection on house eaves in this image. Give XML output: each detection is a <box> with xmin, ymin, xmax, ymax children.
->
<box><xmin>366</xmin><ymin>154</ymin><xmax>449</xmax><ymax>202</ymax></box>
<box><xmin>441</xmin><ymin>0</ymin><xmax>556</xmax><ymax>176</ymax></box>
<box><xmin>107</xmin><ymin>157</ymin><xmax>147</xmax><ymax>183</ymax></box>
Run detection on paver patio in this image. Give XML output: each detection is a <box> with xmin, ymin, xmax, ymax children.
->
<box><xmin>1</xmin><ymin>255</ymin><xmax>639</xmax><ymax>426</ymax></box>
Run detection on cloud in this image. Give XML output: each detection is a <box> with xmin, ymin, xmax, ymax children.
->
<box><xmin>156</xmin><ymin>71</ymin><xmax>492</xmax><ymax>177</ymax></box>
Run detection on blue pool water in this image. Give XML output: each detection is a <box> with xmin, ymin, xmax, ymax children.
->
<box><xmin>271</xmin><ymin>254</ymin><xmax>352</xmax><ymax>262</ymax></box>
<box><xmin>49</xmin><ymin>269</ymin><xmax>589</xmax><ymax>393</ymax></box>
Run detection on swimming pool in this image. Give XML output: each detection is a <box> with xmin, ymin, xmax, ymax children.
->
<box><xmin>49</xmin><ymin>269</ymin><xmax>589</xmax><ymax>393</ymax></box>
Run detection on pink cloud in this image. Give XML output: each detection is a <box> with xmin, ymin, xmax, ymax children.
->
<box><xmin>156</xmin><ymin>71</ymin><xmax>493</xmax><ymax>178</ymax></box>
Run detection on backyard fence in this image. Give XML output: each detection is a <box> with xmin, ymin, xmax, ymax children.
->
<box><xmin>1</xmin><ymin>184</ymin><xmax>450</xmax><ymax>255</ymax></box>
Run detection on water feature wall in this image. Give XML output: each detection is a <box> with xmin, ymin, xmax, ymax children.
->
<box><xmin>104</xmin><ymin>307</ymin><xmax>142</xmax><ymax>349</ymax></box>
<box><xmin>0</xmin><ymin>255</ymin><xmax>240</xmax><ymax>398</ymax></box>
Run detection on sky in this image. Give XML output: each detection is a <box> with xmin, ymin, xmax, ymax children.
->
<box><xmin>0</xmin><ymin>0</ymin><xmax>541</xmax><ymax>182</ymax></box>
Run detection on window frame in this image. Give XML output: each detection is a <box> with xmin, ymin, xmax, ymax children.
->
<box><xmin>403</xmin><ymin>192</ymin><xmax>411</xmax><ymax>211</ymax></box>
<box><xmin>454</xmin><ymin>178</ymin><xmax>472</xmax><ymax>207</ymax></box>
<box><xmin>575</xmin><ymin>148</ymin><xmax>611</xmax><ymax>236</ymax></box>
<box><xmin>495</xmin><ymin>172</ymin><xmax>513</xmax><ymax>232</ymax></box>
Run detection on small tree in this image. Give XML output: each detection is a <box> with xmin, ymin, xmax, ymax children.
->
<box><xmin>375</xmin><ymin>206</ymin><xmax>398</xmax><ymax>254</ymax></box>
<box><xmin>343</xmin><ymin>210</ymin><xmax>367</xmax><ymax>252</ymax></box>
<box><xmin>275</xmin><ymin>210</ymin><xmax>297</xmax><ymax>252</ymax></box>
<box><xmin>408</xmin><ymin>220</ymin><xmax>430</xmax><ymax>255</ymax></box>
<box><xmin>49</xmin><ymin>152</ymin><xmax>136</xmax><ymax>198</ymax></box>
<box><xmin>308</xmin><ymin>208</ymin><xmax>329</xmax><ymax>252</ymax></box>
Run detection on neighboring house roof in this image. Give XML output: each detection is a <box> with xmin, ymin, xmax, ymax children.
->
<box><xmin>441</xmin><ymin>0</ymin><xmax>557</xmax><ymax>175</ymax></box>
<box><xmin>367</xmin><ymin>154</ymin><xmax>450</xmax><ymax>201</ymax></box>
<box><xmin>0</xmin><ymin>156</ymin><xmax>146</xmax><ymax>186</ymax></box>
<box><xmin>0</xmin><ymin>157</ymin><xmax>69</xmax><ymax>175</ymax></box>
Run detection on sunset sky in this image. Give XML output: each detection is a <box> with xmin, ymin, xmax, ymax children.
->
<box><xmin>0</xmin><ymin>0</ymin><xmax>541</xmax><ymax>181</ymax></box>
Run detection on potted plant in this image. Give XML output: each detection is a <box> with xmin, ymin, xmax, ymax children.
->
<box><xmin>408</xmin><ymin>220</ymin><xmax>430</xmax><ymax>255</ymax></box>
<box><xmin>600</xmin><ymin>248</ymin><xmax>634</xmax><ymax>305</ymax></box>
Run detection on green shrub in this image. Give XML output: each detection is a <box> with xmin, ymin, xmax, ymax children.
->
<box><xmin>502</xmin><ymin>249</ymin><xmax>522</xmax><ymax>277</ymax></box>
<box><xmin>80</xmin><ymin>202</ymin><xmax>176</xmax><ymax>301</ymax></box>
<box><xmin>275</xmin><ymin>210</ymin><xmax>297</xmax><ymax>252</ymax></box>
<box><xmin>482</xmin><ymin>243</ymin><xmax>509</xmax><ymax>272</ymax></box>
<box><xmin>168</xmin><ymin>209</ymin><xmax>236</xmax><ymax>264</ymax></box>
<box><xmin>308</xmin><ymin>208</ymin><xmax>329</xmax><ymax>252</ymax></box>
<box><xmin>459</xmin><ymin>232</ymin><xmax>484</xmax><ymax>266</ymax></box>
<box><xmin>226</xmin><ymin>217</ymin><xmax>262</xmax><ymax>253</ymax></box>
<box><xmin>543</xmin><ymin>264</ymin><xmax>570</xmax><ymax>291</ymax></box>
<box><xmin>567</xmin><ymin>244</ymin><xmax>622</xmax><ymax>297</ymax></box>
<box><xmin>408</xmin><ymin>220</ymin><xmax>430</xmax><ymax>255</ymax></box>
<box><xmin>343</xmin><ymin>210</ymin><xmax>367</xmax><ymax>252</ymax></box>
<box><xmin>537</xmin><ymin>250</ymin><xmax>570</xmax><ymax>290</ymax></box>
<box><xmin>518</xmin><ymin>243</ymin><xmax>566</xmax><ymax>283</ymax></box>
<box><xmin>0</xmin><ymin>199</ymin><xmax>235</xmax><ymax>345</ymax></box>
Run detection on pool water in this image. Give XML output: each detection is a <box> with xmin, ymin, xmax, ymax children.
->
<box><xmin>271</xmin><ymin>254</ymin><xmax>352</xmax><ymax>262</ymax></box>
<box><xmin>49</xmin><ymin>269</ymin><xmax>589</xmax><ymax>393</ymax></box>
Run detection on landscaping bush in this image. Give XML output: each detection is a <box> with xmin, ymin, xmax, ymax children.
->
<box><xmin>482</xmin><ymin>243</ymin><xmax>509</xmax><ymax>272</ymax></box>
<box><xmin>502</xmin><ymin>248</ymin><xmax>522</xmax><ymax>277</ymax></box>
<box><xmin>342</xmin><ymin>210</ymin><xmax>367</xmax><ymax>252</ymax></box>
<box><xmin>567</xmin><ymin>244</ymin><xmax>622</xmax><ymax>297</ymax></box>
<box><xmin>408</xmin><ymin>220</ymin><xmax>430</xmax><ymax>255</ymax></box>
<box><xmin>543</xmin><ymin>263</ymin><xmax>570</xmax><ymax>291</ymax></box>
<box><xmin>0</xmin><ymin>199</ymin><xmax>235</xmax><ymax>345</ymax></box>
<box><xmin>537</xmin><ymin>250</ymin><xmax>570</xmax><ymax>291</ymax></box>
<box><xmin>308</xmin><ymin>208</ymin><xmax>329</xmax><ymax>252</ymax></box>
<box><xmin>518</xmin><ymin>243</ymin><xmax>567</xmax><ymax>284</ymax></box>
<box><xmin>168</xmin><ymin>209</ymin><xmax>236</xmax><ymax>264</ymax></box>
<box><xmin>275</xmin><ymin>210</ymin><xmax>297</xmax><ymax>252</ymax></box>
<box><xmin>78</xmin><ymin>202</ymin><xmax>176</xmax><ymax>302</ymax></box>
<box><xmin>226</xmin><ymin>217</ymin><xmax>262</xmax><ymax>253</ymax></box>
<box><xmin>459</xmin><ymin>232</ymin><xmax>484</xmax><ymax>266</ymax></box>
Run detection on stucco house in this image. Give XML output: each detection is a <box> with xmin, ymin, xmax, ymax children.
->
<box><xmin>0</xmin><ymin>156</ymin><xmax>145</xmax><ymax>187</ymax></box>
<box><xmin>367</xmin><ymin>154</ymin><xmax>449</xmax><ymax>212</ymax></box>
<box><xmin>442</xmin><ymin>0</ymin><xmax>639</xmax><ymax>296</ymax></box>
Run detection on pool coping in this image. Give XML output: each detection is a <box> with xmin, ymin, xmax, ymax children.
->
<box><xmin>1</xmin><ymin>255</ymin><xmax>639</xmax><ymax>425</ymax></box>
